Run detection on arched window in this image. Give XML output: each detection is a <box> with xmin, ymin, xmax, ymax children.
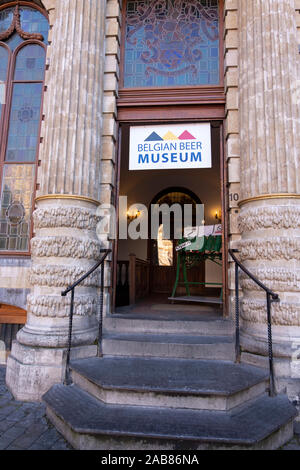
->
<box><xmin>0</xmin><ymin>3</ymin><xmax>49</xmax><ymax>253</ymax></box>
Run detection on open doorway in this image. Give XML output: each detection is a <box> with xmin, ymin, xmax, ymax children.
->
<box><xmin>114</xmin><ymin>122</ymin><xmax>225</xmax><ymax>316</ymax></box>
<box><xmin>149</xmin><ymin>188</ymin><xmax>204</xmax><ymax>296</ymax></box>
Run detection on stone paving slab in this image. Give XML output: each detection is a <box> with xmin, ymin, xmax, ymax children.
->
<box><xmin>0</xmin><ymin>366</ymin><xmax>72</xmax><ymax>450</ymax></box>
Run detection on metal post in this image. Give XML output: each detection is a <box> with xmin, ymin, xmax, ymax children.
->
<box><xmin>64</xmin><ymin>288</ymin><xmax>75</xmax><ymax>385</ymax></box>
<box><xmin>235</xmin><ymin>262</ymin><xmax>241</xmax><ymax>363</ymax></box>
<box><xmin>98</xmin><ymin>262</ymin><xmax>104</xmax><ymax>357</ymax></box>
<box><xmin>266</xmin><ymin>292</ymin><xmax>276</xmax><ymax>397</ymax></box>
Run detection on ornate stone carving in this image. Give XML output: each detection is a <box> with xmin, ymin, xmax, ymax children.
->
<box><xmin>242</xmin><ymin>298</ymin><xmax>300</xmax><ymax>326</ymax></box>
<box><xmin>27</xmin><ymin>294</ymin><xmax>98</xmax><ymax>318</ymax></box>
<box><xmin>238</xmin><ymin>207</ymin><xmax>300</xmax><ymax>232</ymax></box>
<box><xmin>33</xmin><ymin>206</ymin><xmax>101</xmax><ymax>230</ymax></box>
<box><xmin>240</xmin><ymin>268</ymin><xmax>300</xmax><ymax>292</ymax></box>
<box><xmin>239</xmin><ymin>238</ymin><xmax>300</xmax><ymax>261</ymax></box>
<box><xmin>31</xmin><ymin>237</ymin><xmax>101</xmax><ymax>259</ymax></box>
<box><xmin>29</xmin><ymin>266</ymin><xmax>100</xmax><ymax>288</ymax></box>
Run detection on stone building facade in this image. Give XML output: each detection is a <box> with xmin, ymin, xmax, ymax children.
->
<box><xmin>0</xmin><ymin>0</ymin><xmax>299</xmax><ymax>416</ymax></box>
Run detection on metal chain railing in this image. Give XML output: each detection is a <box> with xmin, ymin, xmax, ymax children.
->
<box><xmin>61</xmin><ymin>249</ymin><xmax>111</xmax><ymax>385</ymax></box>
<box><xmin>229</xmin><ymin>249</ymin><xmax>280</xmax><ymax>397</ymax></box>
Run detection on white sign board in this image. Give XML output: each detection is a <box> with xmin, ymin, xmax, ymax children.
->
<box><xmin>184</xmin><ymin>225</ymin><xmax>222</xmax><ymax>239</ymax></box>
<box><xmin>175</xmin><ymin>241</ymin><xmax>192</xmax><ymax>252</ymax></box>
<box><xmin>129</xmin><ymin>123</ymin><xmax>212</xmax><ymax>171</ymax></box>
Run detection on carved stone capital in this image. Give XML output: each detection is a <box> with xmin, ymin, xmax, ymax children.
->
<box><xmin>31</xmin><ymin>236</ymin><xmax>101</xmax><ymax>259</ymax></box>
<box><xmin>240</xmin><ymin>268</ymin><xmax>300</xmax><ymax>292</ymax></box>
<box><xmin>239</xmin><ymin>238</ymin><xmax>300</xmax><ymax>261</ymax></box>
<box><xmin>27</xmin><ymin>294</ymin><xmax>98</xmax><ymax>318</ymax></box>
<box><xmin>29</xmin><ymin>265</ymin><xmax>100</xmax><ymax>288</ymax></box>
<box><xmin>238</xmin><ymin>206</ymin><xmax>300</xmax><ymax>232</ymax></box>
<box><xmin>241</xmin><ymin>298</ymin><xmax>300</xmax><ymax>326</ymax></box>
<box><xmin>33</xmin><ymin>206</ymin><xmax>101</xmax><ymax>231</ymax></box>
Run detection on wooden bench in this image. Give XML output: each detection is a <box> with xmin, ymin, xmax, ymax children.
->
<box><xmin>0</xmin><ymin>303</ymin><xmax>27</xmax><ymax>324</ymax></box>
<box><xmin>0</xmin><ymin>304</ymin><xmax>27</xmax><ymax>361</ymax></box>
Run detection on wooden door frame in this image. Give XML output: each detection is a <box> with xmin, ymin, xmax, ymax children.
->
<box><xmin>112</xmin><ymin>116</ymin><xmax>229</xmax><ymax>317</ymax></box>
<box><xmin>111</xmin><ymin>0</ymin><xmax>228</xmax><ymax>315</ymax></box>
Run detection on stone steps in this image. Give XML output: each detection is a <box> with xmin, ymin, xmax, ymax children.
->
<box><xmin>70</xmin><ymin>356</ymin><xmax>269</xmax><ymax>411</ymax></box>
<box><xmin>43</xmin><ymin>383</ymin><xmax>296</xmax><ymax>450</ymax></box>
<box><xmin>44</xmin><ymin>315</ymin><xmax>297</xmax><ymax>449</ymax></box>
<box><xmin>104</xmin><ymin>314</ymin><xmax>234</xmax><ymax>336</ymax></box>
<box><xmin>102</xmin><ymin>332</ymin><xmax>235</xmax><ymax>360</ymax></box>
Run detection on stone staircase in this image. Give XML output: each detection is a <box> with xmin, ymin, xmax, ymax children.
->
<box><xmin>43</xmin><ymin>313</ymin><xmax>297</xmax><ymax>450</ymax></box>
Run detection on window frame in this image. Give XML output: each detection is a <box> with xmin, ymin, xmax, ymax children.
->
<box><xmin>118</xmin><ymin>0</ymin><xmax>225</xmax><ymax>108</ymax></box>
<box><xmin>0</xmin><ymin>2</ymin><xmax>48</xmax><ymax>256</ymax></box>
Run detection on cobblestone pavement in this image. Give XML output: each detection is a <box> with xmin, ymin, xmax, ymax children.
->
<box><xmin>0</xmin><ymin>366</ymin><xmax>72</xmax><ymax>450</ymax></box>
<box><xmin>0</xmin><ymin>365</ymin><xmax>299</xmax><ymax>450</ymax></box>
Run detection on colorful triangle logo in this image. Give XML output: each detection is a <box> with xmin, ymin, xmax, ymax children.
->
<box><xmin>179</xmin><ymin>130</ymin><xmax>196</xmax><ymax>140</ymax></box>
<box><xmin>163</xmin><ymin>131</ymin><xmax>179</xmax><ymax>141</ymax></box>
<box><xmin>144</xmin><ymin>132</ymin><xmax>163</xmax><ymax>142</ymax></box>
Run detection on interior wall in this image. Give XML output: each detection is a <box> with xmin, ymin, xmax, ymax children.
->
<box><xmin>117</xmin><ymin>124</ymin><xmax>223</xmax><ymax>284</ymax></box>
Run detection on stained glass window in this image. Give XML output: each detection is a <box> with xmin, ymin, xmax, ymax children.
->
<box><xmin>0</xmin><ymin>8</ymin><xmax>13</xmax><ymax>33</ymax></box>
<box><xmin>18</xmin><ymin>6</ymin><xmax>49</xmax><ymax>44</ymax></box>
<box><xmin>124</xmin><ymin>0</ymin><xmax>220</xmax><ymax>88</ymax></box>
<box><xmin>14</xmin><ymin>44</ymin><xmax>46</xmax><ymax>81</ymax></box>
<box><xmin>0</xmin><ymin>6</ymin><xmax>48</xmax><ymax>51</ymax></box>
<box><xmin>0</xmin><ymin>5</ymin><xmax>49</xmax><ymax>252</ymax></box>
<box><xmin>5</xmin><ymin>83</ymin><xmax>43</xmax><ymax>162</ymax></box>
<box><xmin>0</xmin><ymin>45</ymin><xmax>8</xmax><ymax>121</ymax></box>
<box><xmin>0</xmin><ymin>164</ymin><xmax>35</xmax><ymax>251</ymax></box>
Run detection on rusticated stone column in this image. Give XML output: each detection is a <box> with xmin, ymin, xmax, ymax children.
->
<box><xmin>6</xmin><ymin>0</ymin><xmax>107</xmax><ymax>401</ymax></box>
<box><xmin>238</xmin><ymin>0</ymin><xmax>300</xmax><ymax>398</ymax></box>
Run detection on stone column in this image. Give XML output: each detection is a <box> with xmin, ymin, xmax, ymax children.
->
<box><xmin>238</xmin><ymin>0</ymin><xmax>300</xmax><ymax>398</ymax></box>
<box><xmin>6</xmin><ymin>0</ymin><xmax>107</xmax><ymax>401</ymax></box>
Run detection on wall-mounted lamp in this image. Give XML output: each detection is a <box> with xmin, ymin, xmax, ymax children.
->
<box><xmin>127</xmin><ymin>209</ymin><xmax>141</xmax><ymax>223</ymax></box>
<box><xmin>215</xmin><ymin>210</ymin><xmax>222</xmax><ymax>224</ymax></box>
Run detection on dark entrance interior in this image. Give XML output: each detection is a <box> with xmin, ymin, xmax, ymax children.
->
<box><xmin>149</xmin><ymin>188</ymin><xmax>203</xmax><ymax>295</ymax></box>
<box><xmin>114</xmin><ymin>122</ymin><xmax>223</xmax><ymax>313</ymax></box>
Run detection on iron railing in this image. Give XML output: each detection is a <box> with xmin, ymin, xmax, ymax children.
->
<box><xmin>229</xmin><ymin>249</ymin><xmax>280</xmax><ymax>397</ymax></box>
<box><xmin>61</xmin><ymin>249</ymin><xmax>111</xmax><ymax>385</ymax></box>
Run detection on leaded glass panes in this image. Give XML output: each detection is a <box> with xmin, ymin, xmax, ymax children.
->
<box><xmin>124</xmin><ymin>0</ymin><xmax>220</xmax><ymax>88</ymax></box>
<box><xmin>0</xmin><ymin>8</ymin><xmax>13</xmax><ymax>33</ymax></box>
<box><xmin>0</xmin><ymin>6</ymin><xmax>49</xmax><ymax>51</ymax></box>
<box><xmin>5</xmin><ymin>83</ymin><xmax>43</xmax><ymax>162</ymax></box>
<box><xmin>14</xmin><ymin>44</ymin><xmax>45</xmax><ymax>81</ymax></box>
<box><xmin>19</xmin><ymin>6</ymin><xmax>49</xmax><ymax>44</ymax></box>
<box><xmin>0</xmin><ymin>164</ymin><xmax>35</xmax><ymax>251</ymax></box>
<box><xmin>0</xmin><ymin>45</ymin><xmax>8</xmax><ymax>81</ymax></box>
<box><xmin>0</xmin><ymin>5</ymin><xmax>48</xmax><ymax>252</ymax></box>
<box><xmin>0</xmin><ymin>45</ymin><xmax>8</xmax><ymax>121</ymax></box>
<box><xmin>5</xmin><ymin>31</ymin><xmax>23</xmax><ymax>52</ymax></box>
